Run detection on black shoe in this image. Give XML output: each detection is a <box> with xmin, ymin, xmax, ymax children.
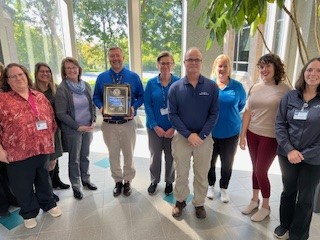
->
<box><xmin>164</xmin><ymin>183</ymin><xmax>173</xmax><ymax>195</ymax></box>
<box><xmin>123</xmin><ymin>182</ymin><xmax>132</xmax><ymax>197</ymax></box>
<box><xmin>274</xmin><ymin>225</ymin><xmax>289</xmax><ymax>239</ymax></box>
<box><xmin>73</xmin><ymin>188</ymin><xmax>83</xmax><ymax>200</ymax></box>
<box><xmin>0</xmin><ymin>210</ymin><xmax>10</xmax><ymax>217</ymax></box>
<box><xmin>53</xmin><ymin>193</ymin><xmax>60</xmax><ymax>202</ymax></box>
<box><xmin>82</xmin><ymin>182</ymin><xmax>98</xmax><ymax>190</ymax></box>
<box><xmin>195</xmin><ymin>206</ymin><xmax>206</xmax><ymax>219</ymax></box>
<box><xmin>148</xmin><ymin>183</ymin><xmax>157</xmax><ymax>195</ymax></box>
<box><xmin>113</xmin><ymin>182</ymin><xmax>123</xmax><ymax>197</ymax></box>
<box><xmin>52</xmin><ymin>179</ymin><xmax>70</xmax><ymax>190</ymax></box>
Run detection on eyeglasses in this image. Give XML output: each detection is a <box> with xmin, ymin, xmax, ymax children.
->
<box><xmin>39</xmin><ymin>70</ymin><xmax>50</xmax><ymax>74</ymax></box>
<box><xmin>65</xmin><ymin>66</ymin><xmax>78</xmax><ymax>71</ymax></box>
<box><xmin>159</xmin><ymin>62</ymin><xmax>174</xmax><ymax>66</ymax></box>
<box><xmin>185</xmin><ymin>58</ymin><xmax>202</xmax><ymax>63</ymax></box>
<box><xmin>7</xmin><ymin>73</ymin><xmax>25</xmax><ymax>80</ymax></box>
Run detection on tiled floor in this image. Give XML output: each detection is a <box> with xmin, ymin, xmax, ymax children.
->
<box><xmin>1</xmin><ymin>117</ymin><xmax>320</xmax><ymax>240</ymax></box>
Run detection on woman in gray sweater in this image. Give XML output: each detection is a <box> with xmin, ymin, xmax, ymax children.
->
<box><xmin>55</xmin><ymin>57</ymin><xmax>97</xmax><ymax>200</ymax></box>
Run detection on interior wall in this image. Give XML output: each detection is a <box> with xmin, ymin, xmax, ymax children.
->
<box><xmin>185</xmin><ymin>1</ymin><xmax>223</xmax><ymax>79</ymax></box>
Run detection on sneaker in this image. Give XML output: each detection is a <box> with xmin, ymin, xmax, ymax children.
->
<box><xmin>274</xmin><ymin>225</ymin><xmax>289</xmax><ymax>239</ymax></box>
<box><xmin>251</xmin><ymin>207</ymin><xmax>270</xmax><ymax>222</ymax></box>
<box><xmin>172</xmin><ymin>201</ymin><xmax>186</xmax><ymax>218</ymax></box>
<box><xmin>123</xmin><ymin>182</ymin><xmax>132</xmax><ymax>196</ymax></box>
<box><xmin>206</xmin><ymin>185</ymin><xmax>214</xmax><ymax>199</ymax></box>
<box><xmin>241</xmin><ymin>199</ymin><xmax>260</xmax><ymax>215</ymax></box>
<box><xmin>113</xmin><ymin>182</ymin><xmax>123</xmax><ymax>197</ymax></box>
<box><xmin>220</xmin><ymin>188</ymin><xmax>230</xmax><ymax>203</ymax></box>
<box><xmin>195</xmin><ymin>206</ymin><xmax>206</xmax><ymax>219</ymax></box>
<box><xmin>148</xmin><ymin>183</ymin><xmax>157</xmax><ymax>195</ymax></box>
<box><xmin>24</xmin><ymin>218</ymin><xmax>37</xmax><ymax>229</ymax></box>
<box><xmin>48</xmin><ymin>206</ymin><xmax>62</xmax><ymax>217</ymax></box>
<box><xmin>164</xmin><ymin>183</ymin><xmax>173</xmax><ymax>195</ymax></box>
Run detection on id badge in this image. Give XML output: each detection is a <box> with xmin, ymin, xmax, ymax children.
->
<box><xmin>160</xmin><ymin>108</ymin><xmax>169</xmax><ymax>115</ymax></box>
<box><xmin>293</xmin><ymin>110</ymin><xmax>308</xmax><ymax>120</ymax></box>
<box><xmin>36</xmin><ymin>120</ymin><xmax>48</xmax><ymax>130</ymax></box>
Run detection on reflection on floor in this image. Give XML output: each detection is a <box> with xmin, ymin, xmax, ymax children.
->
<box><xmin>1</xmin><ymin>129</ymin><xmax>320</xmax><ymax>240</ymax></box>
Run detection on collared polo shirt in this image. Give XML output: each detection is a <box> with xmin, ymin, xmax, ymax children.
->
<box><xmin>168</xmin><ymin>75</ymin><xmax>219</xmax><ymax>139</ymax></box>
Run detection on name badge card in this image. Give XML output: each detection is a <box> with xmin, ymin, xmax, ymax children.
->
<box><xmin>160</xmin><ymin>108</ymin><xmax>168</xmax><ymax>115</ymax></box>
<box><xmin>293</xmin><ymin>110</ymin><xmax>308</xmax><ymax>120</ymax></box>
<box><xmin>36</xmin><ymin>120</ymin><xmax>48</xmax><ymax>130</ymax></box>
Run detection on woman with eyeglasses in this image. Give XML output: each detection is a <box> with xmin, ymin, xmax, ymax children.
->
<box><xmin>0</xmin><ymin>63</ymin><xmax>62</xmax><ymax>229</ymax></box>
<box><xmin>55</xmin><ymin>57</ymin><xmax>97</xmax><ymax>200</ymax></box>
<box><xmin>0</xmin><ymin>62</ymin><xmax>18</xmax><ymax>217</ymax></box>
<box><xmin>144</xmin><ymin>51</ymin><xmax>179</xmax><ymax>195</ymax></box>
<box><xmin>34</xmin><ymin>62</ymin><xmax>70</xmax><ymax>201</ymax></box>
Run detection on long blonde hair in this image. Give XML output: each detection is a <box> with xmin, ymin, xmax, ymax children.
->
<box><xmin>34</xmin><ymin>62</ymin><xmax>56</xmax><ymax>95</ymax></box>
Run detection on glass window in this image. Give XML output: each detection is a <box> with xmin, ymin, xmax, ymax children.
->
<box><xmin>73</xmin><ymin>0</ymin><xmax>128</xmax><ymax>79</ymax></box>
<box><xmin>233</xmin><ymin>25</ymin><xmax>250</xmax><ymax>72</ymax></box>
<box><xmin>273</xmin><ymin>8</ymin><xmax>285</xmax><ymax>55</ymax></box>
<box><xmin>3</xmin><ymin>0</ymin><xmax>66</xmax><ymax>78</ymax></box>
<box><xmin>140</xmin><ymin>0</ymin><xmax>182</xmax><ymax>83</ymax></box>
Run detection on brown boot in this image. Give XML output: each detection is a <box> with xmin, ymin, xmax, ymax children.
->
<box><xmin>172</xmin><ymin>201</ymin><xmax>186</xmax><ymax>218</ymax></box>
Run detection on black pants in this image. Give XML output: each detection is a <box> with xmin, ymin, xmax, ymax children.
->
<box><xmin>6</xmin><ymin>154</ymin><xmax>56</xmax><ymax>219</ymax></box>
<box><xmin>0</xmin><ymin>163</ymin><xmax>17</xmax><ymax>214</ymax></box>
<box><xmin>278</xmin><ymin>155</ymin><xmax>320</xmax><ymax>240</ymax></box>
<box><xmin>208</xmin><ymin>135</ymin><xmax>239</xmax><ymax>189</ymax></box>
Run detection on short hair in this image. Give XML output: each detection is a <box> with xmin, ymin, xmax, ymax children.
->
<box><xmin>60</xmin><ymin>57</ymin><xmax>82</xmax><ymax>81</ymax></box>
<box><xmin>108</xmin><ymin>46</ymin><xmax>123</xmax><ymax>55</ymax></box>
<box><xmin>257</xmin><ymin>53</ymin><xmax>286</xmax><ymax>85</ymax></box>
<box><xmin>211</xmin><ymin>54</ymin><xmax>231</xmax><ymax>78</ymax></box>
<box><xmin>157</xmin><ymin>51</ymin><xmax>175</xmax><ymax>63</ymax></box>
<box><xmin>34</xmin><ymin>62</ymin><xmax>56</xmax><ymax>95</ymax></box>
<box><xmin>295</xmin><ymin>57</ymin><xmax>320</xmax><ymax>93</ymax></box>
<box><xmin>2</xmin><ymin>63</ymin><xmax>33</xmax><ymax>92</ymax></box>
<box><xmin>184</xmin><ymin>47</ymin><xmax>202</xmax><ymax>60</ymax></box>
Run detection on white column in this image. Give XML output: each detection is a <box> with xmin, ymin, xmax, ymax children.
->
<box><xmin>126</xmin><ymin>0</ymin><xmax>142</xmax><ymax>77</ymax></box>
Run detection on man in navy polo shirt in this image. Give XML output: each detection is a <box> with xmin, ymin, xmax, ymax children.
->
<box><xmin>168</xmin><ymin>47</ymin><xmax>219</xmax><ymax>219</ymax></box>
<box><xmin>93</xmin><ymin>46</ymin><xmax>144</xmax><ymax>197</ymax></box>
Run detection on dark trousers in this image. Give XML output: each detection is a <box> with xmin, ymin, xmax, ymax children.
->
<box><xmin>0</xmin><ymin>163</ymin><xmax>17</xmax><ymax>213</ymax></box>
<box><xmin>246</xmin><ymin>130</ymin><xmax>278</xmax><ymax>198</ymax></box>
<box><xmin>207</xmin><ymin>134</ymin><xmax>239</xmax><ymax>189</ymax></box>
<box><xmin>66</xmin><ymin>131</ymin><xmax>92</xmax><ymax>190</ymax></box>
<box><xmin>278</xmin><ymin>155</ymin><xmax>320</xmax><ymax>240</ymax></box>
<box><xmin>147</xmin><ymin>128</ymin><xmax>175</xmax><ymax>184</ymax></box>
<box><xmin>6</xmin><ymin>154</ymin><xmax>56</xmax><ymax>219</ymax></box>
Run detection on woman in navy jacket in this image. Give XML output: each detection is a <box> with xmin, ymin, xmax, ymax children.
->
<box><xmin>274</xmin><ymin>57</ymin><xmax>320</xmax><ymax>240</ymax></box>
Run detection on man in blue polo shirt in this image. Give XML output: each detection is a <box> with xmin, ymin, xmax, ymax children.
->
<box><xmin>168</xmin><ymin>47</ymin><xmax>219</xmax><ymax>219</ymax></box>
<box><xmin>93</xmin><ymin>46</ymin><xmax>144</xmax><ymax>197</ymax></box>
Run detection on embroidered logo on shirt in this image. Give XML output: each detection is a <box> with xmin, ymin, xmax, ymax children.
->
<box><xmin>313</xmin><ymin>104</ymin><xmax>320</xmax><ymax>108</ymax></box>
<box><xmin>199</xmin><ymin>92</ymin><xmax>209</xmax><ymax>96</ymax></box>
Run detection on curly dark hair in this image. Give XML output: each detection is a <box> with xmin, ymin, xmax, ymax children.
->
<box><xmin>2</xmin><ymin>63</ymin><xmax>33</xmax><ymax>92</ymax></box>
<box><xmin>295</xmin><ymin>57</ymin><xmax>320</xmax><ymax>93</ymax></box>
<box><xmin>257</xmin><ymin>53</ymin><xmax>286</xmax><ymax>85</ymax></box>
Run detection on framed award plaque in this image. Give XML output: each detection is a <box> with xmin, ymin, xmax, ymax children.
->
<box><xmin>103</xmin><ymin>84</ymin><xmax>131</xmax><ymax>117</ymax></box>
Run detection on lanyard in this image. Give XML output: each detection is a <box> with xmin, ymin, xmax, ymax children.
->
<box><xmin>28</xmin><ymin>92</ymin><xmax>40</xmax><ymax>120</ymax></box>
<box><xmin>112</xmin><ymin>74</ymin><xmax>122</xmax><ymax>84</ymax></box>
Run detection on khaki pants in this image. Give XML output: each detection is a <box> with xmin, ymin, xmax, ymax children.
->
<box><xmin>101</xmin><ymin>120</ymin><xmax>136</xmax><ymax>183</ymax></box>
<box><xmin>172</xmin><ymin>133</ymin><xmax>213</xmax><ymax>207</ymax></box>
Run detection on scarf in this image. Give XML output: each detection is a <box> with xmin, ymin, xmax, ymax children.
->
<box><xmin>66</xmin><ymin>79</ymin><xmax>85</xmax><ymax>94</ymax></box>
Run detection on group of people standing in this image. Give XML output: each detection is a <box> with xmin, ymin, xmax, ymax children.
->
<box><xmin>0</xmin><ymin>47</ymin><xmax>320</xmax><ymax>240</ymax></box>
<box><xmin>143</xmin><ymin>48</ymin><xmax>320</xmax><ymax>240</ymax></box>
